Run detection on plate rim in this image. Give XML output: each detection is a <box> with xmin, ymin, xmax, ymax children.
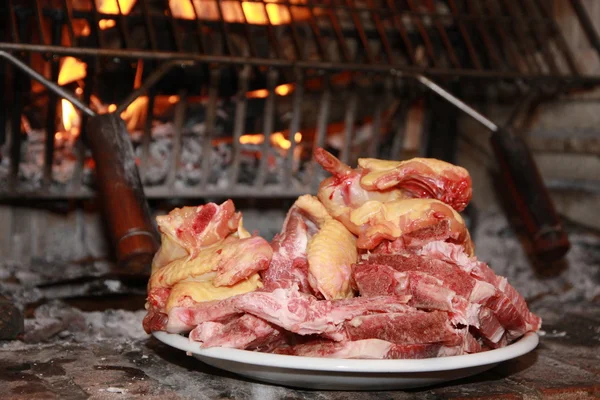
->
<box><xmin>153</xmin><ymin>331</ymin><xmax>539</xmax><ymax>373</ymax></box>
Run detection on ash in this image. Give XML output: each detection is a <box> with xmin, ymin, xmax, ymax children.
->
<box><xmin>1</xmin><ymin>301</ymin><xmax>148</xmax><ymax>350</ymax></box>
<box><xmin>472</xmin><ymin>208</ymin><xmax>600</xmax><ymax>304</ymax></box>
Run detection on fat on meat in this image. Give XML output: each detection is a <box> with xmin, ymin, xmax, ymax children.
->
<box><xmin>189</xmin><ymin>314</ymin><xmax>285</xmax><ymax>350</ymax></box>
<box><xmin>168</xmin><ymin>286</ymin><xmax>412</xmax><ymax>340</ymax></box>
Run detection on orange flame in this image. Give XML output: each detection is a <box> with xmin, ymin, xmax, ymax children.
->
<box><xmin>247</xmin><ymin>83</ymin><xmax>295</xmax><ymax>99</ymax></box>
<box><xmin>271</xmin><ymin>131</ymin><xmax>302</xmax><ymax>150</ymax></box>
<box><xmin>58</xmin><ymin>57</ymin><xmax>86</xmax><ymax>86</ymax></box>
<box><xmin>170</xmin><ymin>0</ymin><xmax>307</xmax><ymax>25</ymax></box>
<box><xmin>238</xmin><ymin>131</ymin><xmax>302</xmax><ymax>150</ymax></box>
<box><xmin>96</xmin><ymin>0</ymin><xmax>137</xmax><ymax>30</ymax></box>
<box><xmin>61</xmin><ymin>99</ymin><xmax>80</xmax><ymax>133</ymax></box>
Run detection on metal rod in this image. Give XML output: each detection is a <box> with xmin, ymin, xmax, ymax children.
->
<box><xmin>236</xmin><ymin>0</ymin><xmax>258</xmax><ymax>58</ymax></box>
<box><xmin>2</xmin><ymin>42</ymin><xmax>598</xmax><ymax>83</ymax></box>
<box><xmin>405</xmin><ymin>0</ymin><xmax>438</xmax><ymax>66</ymax></box>
<box><xmin>167</xmin><ymin>90</ymin><xmax>187</xmax><ymax>189</ymax></box>
<box><xmin>140</xmin><ymin>89</ymin><xmax>155</xmax><ymax>184</ymax></box>
<box><xmin>43</xmin><ymin>20</ymin><xmax>63</xmax><ymax>187</ymax></box>
<box><xmin>385</xmin><ymin>0</ymin><xmax>416</xmax><ymax>65</ymax></box>
<box><xmin>163</xmin><ymin>0</ymin><xmax>182</xmax><ymax>52</ymax></box>
<box><xmin>140</xmin><ymin>0</ymin><xmax>158</xmax><ymax>51</ymax></box>
<box><xmin>256</xmin><ymin>69</ymin><xmax>278</xmax><ymax>188</ymax></box>
<box><xmin>416</xmin><ymin>75</ymin><xmax>498</xmax><ymax>132</ymax></box>
<box><xmin>569</xmin><ymin>0</ymin><xmax>600</xmax><ymax>60</ymax></box>
<box><xmin>366</xmin><ymin>0</ymin><xmax>392</xmax><ymax>64</ymax></box>
<box><xmin>187</xmin><ymin>0</ymin><xmax>205</xmax><ymax>54</ymax></box>
<box><xmin>533</xmin><ymin>0</ymin><xmax>579</xmax><ymax>75</ymax></box>
<box><xmin>116</xmin><ymin>60</ymin><xmax>192</xmax><ymax>114</ymax></box>
<box><xmin>466</xmin><ymin>0</ymin><xmax>504</xmax><ymax>69</ymax></box>
<box><xmin>483</xmin><ymin>0</ymin><xmax>532</xmax><ymax>74</ymax></box>
<box><xmin>368</xmin><ymin>84</ymin><xmax>386</xmax><ymax>158</ymax></box>
<box><xmin>201</xmin><ymin>68</ymin><xmax>221</xmax><ymax>189</ymax></box>
<box><xmin>447</xmin><ymin>0</ymin><xmax>482</xmax><ymax>70</ymax></box>
<box><xmin>229</xmin><ymin>65</ymin><xmax>251</xmax><ymax>188</ymax></box>
<box><xmin>346</xmin><ymin>0</ymin><xmax>374</xmax><ymax>64</ymax></box>
<box><xmin>309</xmin><ymin>76</ymin><xmax>331</xmax><ymax>188</ymax></box>
<box><xmin>0</xmin><ymin>50</ymin><xmax>94</xmax><ymax>117</ymax></box>
<box><xmin>305</xmin><ymin>0</ymin><xmax>327</xmax><ymax>62</ymax></box>
<box><xmin>341</xmin><ymin>89</ymin><xmax>358</xmax><ymax>165</ymax></box>
<box><xmin>285</xmin><ymin>70</ymin><xmax>304</xmax><ymax>187</ymax></box>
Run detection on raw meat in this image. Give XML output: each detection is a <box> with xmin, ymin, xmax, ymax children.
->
<box><xmin>189</xmin><ymin>314</ymin><xmax>284</xmax><ymax>350</ymax></box>
<box><xmin>144</xmin><ymin>149</ymin><xmax>541</xmax><ymax>360</ymax></box>
<box><xmin>168</xmin><ymin>286</ymin><xmax>412</xmax><ymax>340</ymax></box>
<box><xmin>344</xmin><ymin>311</ymin><xmax>463</xmax><ymax>346</ymax></box>
<box><xmin>349</xmin><ymin>199</ymin><xmax>473</xmax><ymax>254</ymax></box>
<box><xmin>275</xmin><ymin>339</ymin><xmax>455</xmax><ymax>359</ymax></box>
<box><xmin>261</xmin><ymin>207</ymin><xmax>312</xmax><ymax>293</ymax></box>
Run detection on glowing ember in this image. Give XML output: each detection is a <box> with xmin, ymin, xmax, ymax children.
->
<box><xmin>170</xmin><ymin>0</ymin><xmax>308</xmax><ymax>25</ymax></box>
<box><xmin>240</xmin><ymin>134</ymin><xmax>265</xmax><ymax>145</ymax></box>
<box><xmin>58</xmin><ymin>57</ymin><xmax>86</xmax><ymax>86</ymax></box>
<box><xmin>96</xmin><ymin>0</ymin><xmax>137</xmax><ymax>30</ymax></box>
<box><xmin>247</xmin><ymin>83</ymin><xmax>295</xmax><ymax>99</ymax></box>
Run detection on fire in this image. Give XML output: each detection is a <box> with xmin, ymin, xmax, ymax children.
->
<box><xmin>61</xmin><ymin>99</ymin><xmax>80</xmax><ymax>133</ymax></box>
<box><xmin>239</xmin><ymin>134</ymin><xmax>265</xmax><ymax>145</ymax></box>
<box><xmin>119</xmin><ymin>96</ymin><xmax>148</xmax><ymax>131</ymax></box>
<box><xmin>271</xmin><ymin>132</ymin><xmax>301</xmax><ymax>150</ymax></box>
<box><xmin>96</xmin><ymin>0</ymin><xmax>137</xmax><ymax>30</ymax></box>
<box><xmin>238</xmin><ymin>131</ymin><xmax>302</xmax><ymax>150</ymax></box>
<box><xmin>170</xmin><ymin>0</ymin><xmax>308</xmax><ymax>25</ymax></box>
<box><xmin>247</xmin><ymin>83</ymin><xmax>295</xmax><ymax>99</ymax></box>
<box><xmin>58</xmin><ymin>57</ymin><xmax>86</xmax><ymax>86</ymax></box>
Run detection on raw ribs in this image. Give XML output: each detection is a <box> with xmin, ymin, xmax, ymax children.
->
<box><xmin>144</xmin><ymin>148</ymin><xmax>541</xmax><ymax>359</ymax></box>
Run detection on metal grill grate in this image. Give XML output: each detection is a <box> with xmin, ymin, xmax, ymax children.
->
<box><xmin>1</xmin><ymin>0</ymin><xmax>599</xmax><ymax>80</ymax></box>
<box><xmin>1</xmin><ymin>0</ymin><xmax>600</xmax><ymax>199</ymax></box>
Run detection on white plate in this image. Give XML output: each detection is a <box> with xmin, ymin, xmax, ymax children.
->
<box><xmin>153</xmin><ymin>331</ymin><xmax>539</xmax><ymax>390</ymax></box>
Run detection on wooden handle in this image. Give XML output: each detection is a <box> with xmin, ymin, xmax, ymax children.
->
<box><xmin>490</xmin><ymin>128</ymin><xmax>570</xmax><ymax>262</ymax></box>
<box><xmin>87</xmin><ymin>113</ymin><xmax>158</xmax><ymax>273</ymax></box>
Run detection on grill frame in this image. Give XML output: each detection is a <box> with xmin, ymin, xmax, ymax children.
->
<box><xmin>1</xmin><ymin>0</ymin><xmax>600</xmax><ymax>200</ymax></box>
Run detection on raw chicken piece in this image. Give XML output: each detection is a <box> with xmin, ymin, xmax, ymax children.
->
<box><xmin>152</xmin><ymin>200</ymin><xmax>248</xmax><ymax>270</ymax></box>
<box><xmin>315</xmin><ymin>148</ymin><xmax>406</xmax><ymax>234</ymax></box>
<box><xmin>314</xmin><ymin>148</ymin><xmax>473</xmax><ymax>236</ymax></box>
<box><xmin>149</xmin><ymin>235</ymin><xmax>272</xmax><ymax>290</ymax></box>
<box><xmin>295</xmin><ymin>195</ymin><xmax>357</xmax><ymax>300</ymax></box>
<box><xmin>164</xmin><ymin>274</ymin><xmax>263</xmax><ymax>313</ymax></box>
<box><xmin>350</xmin><ymin>198</ymin><xmax>474</xmax><ymax>254</ymax></box>
<box><xmin>357</xmin><ymin>157</ymin><xmax>472</xmax><ymax>212</ymax></box>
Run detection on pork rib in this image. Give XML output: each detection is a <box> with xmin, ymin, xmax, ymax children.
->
<box><xmin>168</xmin><ymin>286</ymin><xmax>412</xmax><ymax>340</ymax></box>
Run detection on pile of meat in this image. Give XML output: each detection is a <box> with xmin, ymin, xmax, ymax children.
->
<box><xmin>143</xmin><ymin>148</ymin><xmax>541</xmax><ymax>359</ymax></box>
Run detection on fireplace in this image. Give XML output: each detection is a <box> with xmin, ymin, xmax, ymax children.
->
<box><xmin>1</xmin><ymin>0</ymin><xmax>600</xmax><ymax>275</ymax></box>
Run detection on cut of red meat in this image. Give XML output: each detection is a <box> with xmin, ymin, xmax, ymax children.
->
<box><xmin>261</xmin><ymin>208</ymin><xmax>313</xmax><ymax>293</ymax></box>
<box><xmin>476</xmin><ymin>307</ymin><xmax>505</xmax><ymax>344</ymax></box>
<box><xmin>364</xmin><ymin>253</ymin><xmax>496</xmax><ymax>303</ymax></box>
<box><xmin>353</xmin><ymin>262</ymin><xmax>480</xmax><ymax>329</ymax></box>
<box><xmin>344</xmin><ymin>311</ymin><xmax>463</xmax><ymax>346</ymax></box>
<box><xmin>273</xmin><ymin>338</ymin><xmax>458</xmax><ymax>359</ymax></box>
<box><xmin>418</xmin><ymin>241</ymin><xmax>542</xmax><ymax>335</ymax></box>
<box><xmin>189</xmin><ymin>314</ymin><xmax>284</xmax><ymax>350</ymax></box>
<box><xmin>168</xmin><ymin>286</ymin><xmax>412</xmax><ymax>340</ymax></box>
